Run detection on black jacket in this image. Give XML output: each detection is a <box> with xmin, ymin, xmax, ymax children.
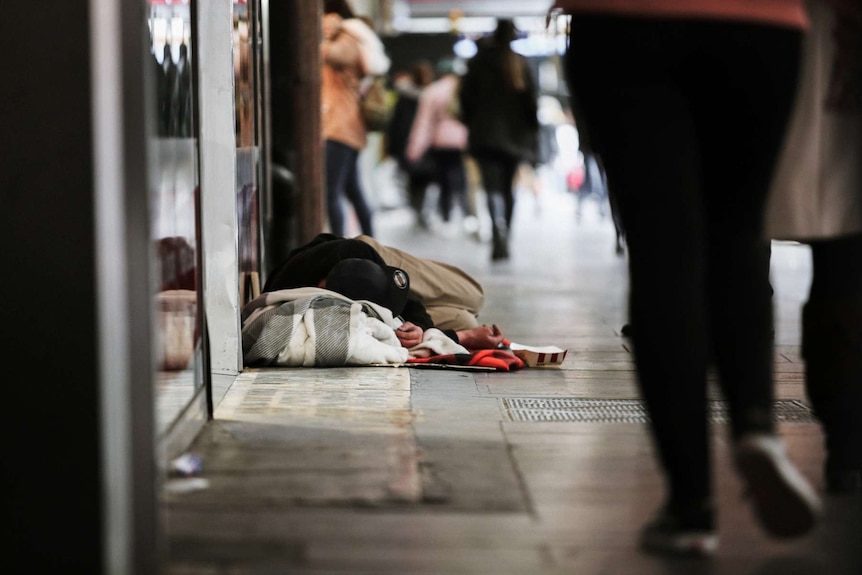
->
<box><xmin>459</xmin><ymin>42</ymin><xmax>539</xmax><ymax>163</ymax></box>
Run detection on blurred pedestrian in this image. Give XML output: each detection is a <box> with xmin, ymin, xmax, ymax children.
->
<box><xmin>386</xmin><ymin>60</ymin><xmax>436</xmax><ymax>228</ymax></box>
<box><xmin>460</xmin><ymin>18</ymin><xmax>539</xmax><ymax>260</ymax></box>
<box><xmin>766</xmin><ymin>0</ymin><xmax>862</xmax><ymax>495</ymax></box>
<box><xmin>321</xmin><ymin>0</ymin><xmax>390</xmax><ymax>236</ymax></box>
<box><xmin>407</xmin><ymin>59</ymin><xmax>471</xmax><ymax>229</ymax></box>
<box><xmin>551</xmin><ymin>0</ymin><xmax>820</xmax><ymax>556</ymax></box>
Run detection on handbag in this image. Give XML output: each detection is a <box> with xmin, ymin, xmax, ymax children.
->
<box><xmin>360</xmin><ymin>76</ymin><xmax>392</xmax><ymax>132</ymax></box>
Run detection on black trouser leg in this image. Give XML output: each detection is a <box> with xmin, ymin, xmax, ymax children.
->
<box><xmin>477</xmin><ymin>152</ymin><xmax>518</xmax><ymax>260</ymax></box>
<box><xmin>804</xmin><ymin>234</ymin><xmax>862</xmax><ymax>475</ymax></box>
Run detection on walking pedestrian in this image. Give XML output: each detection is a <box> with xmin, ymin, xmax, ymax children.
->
<box><xmin>551</xmin><ymin>0</ymin><xmax>821</xmax><ymax>556</ymax></box>
<box><xmin>767</xmin><ymin>0</ymin><xmax>862</xmax><ymax>495</ymax></box>
<box><xmin>321</xmin><ymin>0</ymin><xmax>389</xmax><ymax>236</ymax></box>
<box><xmin>459</xmin><ymin>18</ymin><xmax>539</xmax><ymax>260</ymax></box>
<box><xmin>406</xmin><ymin>59</ymin><xmax>471</xmax><ymax>229</ymax></box>
<box><xmin>386</xmin><ymin>61</ymin><xmax>436</xmax><ymax>228</ymax></box>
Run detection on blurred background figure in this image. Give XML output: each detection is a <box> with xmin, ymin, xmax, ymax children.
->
<box><xmin>766</xmin><ymin>0</ymin><xmax>862</xmax><ymax>495</ymax></box>
<box><xmin>406</xmin><ymin>58</ymin><xmax>472</xmax><ymax>234</ymax></box>
<box><xmin>386</xmin><ymin>60</ymin><xmax>436</xmax><ymax>228</ymax></box>
<box><xmin>459</xmin><ymin>18</ymin><xmax>539</xmax><ymax>261</ymax></box>
<box><xmin>321</xmin><ymin>0</ymin><xmax>390</xmax><ymax>236</ymax></box>
<box><xmin>573</xmin><ymin>152</ymin><xmax>608</xmax><ymax>222</ymax></box>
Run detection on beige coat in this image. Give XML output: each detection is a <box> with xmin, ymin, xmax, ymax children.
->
<box><xmin>766</xmin><ymin>1</ymin><xmax>862</xmax><ymax>241</ymax></box>
<box><xmin>321</xmin><ymin>15</ymin><xmax>367</xmax><ymax>150</ymax></box>
<box><xmin>320</xmin><ymin>15</ymin><xmax>391</xmax><ymax>151</ymax></box>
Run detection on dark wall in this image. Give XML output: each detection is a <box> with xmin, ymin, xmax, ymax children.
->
<box><xmin>267</xmin><ymin>1</ymin><xmax>323</xmax><ymax>269</ymax></box>
<box><xmin>0</xmin><ymin>1</ymin><xmax>102</xmax><ymax>571</ymax></box>
<box><xmin>1</xmin><ymin>1</ymin><xmax>157</xmax><ymax>572</ymax></box>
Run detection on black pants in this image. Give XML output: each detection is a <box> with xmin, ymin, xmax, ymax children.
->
<box><xmin>805</xmin><ymin>233</ymin><xmax>862</xmax><ymax>471</ymax></box>
<box><xmin>565</xmin><ymin>16</ymin><xmax>802</xmax><ymax>507</ymax></box>
<box><xmin>474</xmin><ymin>150</ymin><xmax>519</xmax><ymax>235</ymax></box>
<box><xmin>325</xmin><ymin>139</ymin><xmax>374</xmax><ymax>237</ymax></box>
<box><xmin>430</xmin><ymin>148</ymin><xmax>469</xmax><ymax>222</ymax></box>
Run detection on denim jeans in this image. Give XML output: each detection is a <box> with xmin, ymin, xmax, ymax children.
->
<box><xmin>325</xmin><ymin>139</ymin><xmax>373</xmax><ymax>237</ymax></box>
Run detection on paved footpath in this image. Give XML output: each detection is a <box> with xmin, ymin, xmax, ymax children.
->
<box><xmin>164</xmin><ymin>189</ymin><xmax>861</xmax><ymax>574</ymax></box>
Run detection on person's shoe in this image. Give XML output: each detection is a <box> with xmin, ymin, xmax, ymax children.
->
<box><xmin>825</xmin><ymin>467</ymin><xmax>862</xmax><ymax>495</ymax></box>
<box><xmin>639</xmin><ymin>502</ymin><xmax>718</xmax><ymax>557</ymax></box>
<box><xmin>734</xmin><ymin>434</ymin><xmax>822</xmax><ymax>538</ymax></box>
<box><xmin>491</xmin><ymin>232</ymin><xmax>510</xmax><ymax>261</ymax></box>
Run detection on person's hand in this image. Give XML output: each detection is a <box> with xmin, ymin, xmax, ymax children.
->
<box><xmin>395</xmin><ymin>321</ymin><xmax>424</xmax><ymax>348</ymax></box>
<box><xmin>322</xmin><ymin>13</ymin><xmax>343</xmax><ymax>41</ymax></box>
<box><xmin>455</xmin><ymin>324</ymin><xmax>505</xmax><ymax>350</ymax></box>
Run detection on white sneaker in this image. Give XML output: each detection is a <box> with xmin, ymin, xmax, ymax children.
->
<box><xmin>734</xmin><ymin>434</ymin><xmax>822</xmax><ymax>538</ymax></box>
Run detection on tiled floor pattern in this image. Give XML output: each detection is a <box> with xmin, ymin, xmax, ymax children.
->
<box><xmin>163</xmin><ymin>190</ymin><xmax>861</xmax><ymax>574</ymax></box>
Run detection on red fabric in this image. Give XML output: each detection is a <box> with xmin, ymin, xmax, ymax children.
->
<box><xmin>407</xmin><ymin>349</ymin><xmax>524</xmax><ymax>371</ymax></box>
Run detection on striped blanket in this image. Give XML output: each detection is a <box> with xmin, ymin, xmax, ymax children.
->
<box><xmin>241</xmin><ymin>288</ymin><xmax>410</xmax><ymax>367</ymax></box>
<box><xmin>240</xmin><ymin>288</ymin><xmax>518</xmax><ymax>370</ymax></box>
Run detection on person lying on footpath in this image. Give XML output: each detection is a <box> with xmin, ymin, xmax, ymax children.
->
<box><xmin>262</xmin><ymin>233</ymin><xmax>506</xmax><ymax>350</ymax></box>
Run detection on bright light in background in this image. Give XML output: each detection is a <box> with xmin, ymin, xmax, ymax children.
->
<box><xmin>396</xmin><ymin>15</ymin><xmax>566</xmax><ymax>57</ymax></box>
<box><xmin>511</xmin><ymin>35</ymin><xmax>566</xmax><ymax>57</ymax></box>
<box><xmin>393</xmin><ymin>15</ymin><xmax>547</xmax><ymax>34</ymax></box>
<box><xmin>397</xmin><ymin>16</ymin><xmax>498</xmax><ymax>33</ymax></box>
<box><xmin>453</xmin><ymin>38</ymin><xmax>478</xmax><ymax>59</ymax></box>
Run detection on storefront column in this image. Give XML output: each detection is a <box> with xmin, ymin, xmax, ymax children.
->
<box><xmin>270</xmin><ymin>0</ymin><xmax>323</xmax><ymax>247</ymax></box>
<box><xmin>199</xmin><ymin>0</ymin><xmax>242</xmax><ymax>375</ymax></box>
<box><xmin>1</xmin><ymin>0</ymin><xmax>158</xmax><ymax>572</ymax></box>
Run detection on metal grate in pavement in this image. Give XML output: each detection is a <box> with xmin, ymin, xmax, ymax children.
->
<box><xmin>503</xmin><ymin>398</ymin><xmax>816</xmax><ymax>423</ymax></box>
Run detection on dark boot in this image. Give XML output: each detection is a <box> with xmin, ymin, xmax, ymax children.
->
<box><xmin>802</xmin><ymin>300</ymin><xmax>862</xmax><ymax>494</ymax></box>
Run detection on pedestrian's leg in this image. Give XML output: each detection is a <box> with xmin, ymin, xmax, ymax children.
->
<box><xmin>501</xmin><ymin>156</ymin><xmax>518</xmax><ymax>230</ymax></box>
<box><xmin>567</xmin><ymin>18</ymin><xmax>713</xmax><ymax>524</ymax></box>
<box><xmin>602</xmin><ymin>160</ymin><xmax>626</xmax><ymax>254</ymax></box>
<box><xmin>697</xmin><ymin>26</ymin><xmax>799</xmax><ymax>438</ymax></box>
<box><xmin>477</xmin><ymin>155</ymin><xmax>510</xmax><ymax>260</ymax></box>
<box><xmin>698</xmin><ymin>24</ymin><xmax>818</xmax><ymax>538</ymax></box>
<box><xmin>575</xmin><ymin>154</ymin><xmax>591</xmax><ymax>222</ymax></box>
<box><xmin>567</xmin><ymin>19</ymin><xmax>747</xmax><ymax>558</ymax></box>
<box><xmin>438</xmin><ymin>149</ymin><xmax>468</xmax><ymax>223</ymax></box>
<box><xmin>344</xmin><ymin>153</ymin><xmax>374</xmax><ymax>236</ymax></box>
<box><xmin>408</xmin><ymin>172</ymin><xmax>429</xmax><ymax>229</ymax></box>
<box><xmin>804</xmin><ymin>234</ymin><xmax>862</xmax><ymax>493</ymax></box>
<box><xmin>450</xmin><ymin>153</ymin><xmax>469</xmax><ymax>219</ymax></box>
<box><xmin>433</xmin><ymin>150</ymin><xmax>454</xmax><ymax>222</ymax></box>
<box><xmin>324</xmin><ymin>140</ymin><xmax>351</xmax><ymax>236</ymax></box>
